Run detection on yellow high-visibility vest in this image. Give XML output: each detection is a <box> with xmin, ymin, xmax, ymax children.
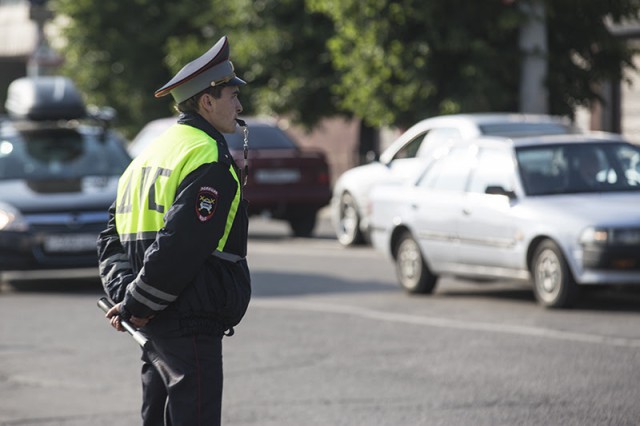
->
<box><xmin>115</xmin><ymin>123</ymin><xmax>241</xmax><ymax>252</ymax></box>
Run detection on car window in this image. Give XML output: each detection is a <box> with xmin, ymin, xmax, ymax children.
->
<box><xmin>393</xmin><ymin>132</ymin><xmax>424</xmax><ymax>160</ymax></box>
<box><xmin>224</xmin><ymin>124</ymin><xmax>296</xmax><ymax>150</ymax></box>
<box><xmin>516</xmin><ymin>142</ymin><xmax>640</xmax><ymax>195</ymax></box>
<box><xmin>516</xmin><ymin>147</ymin><xmax>567</xmax><ymax>195</ymax></box>
<box><xmin>468</xmin><ymin>148</ymin><xmax>515</xmax><ymax>194</ymax></box>
<box><xmin>417</xmin><ymin>127</ymin><xmax>462</xmax><ymax>158</ymax></box>
<box><xmin>417</xmin><ymin>146</ymin><xmax>475</xmax><ymax>191</ymax></box>
<box><xmin>0</xmin><ymin>128</ymin><xmax>131</xmax><ymax>180</ymax></box>
<box><xmin>393</xmin><ymin>127</ymin><xmax>461</xmax><ymax>161</ymax></box>
<box><xmin>621</xmin><ymin>144</ymin><xmax>640</xmax><ymax>183</ymax></box>
<box><xmin>479</xmin><ymin>122</ymin><xmax>574</xmax><ymax>137</ymax></box>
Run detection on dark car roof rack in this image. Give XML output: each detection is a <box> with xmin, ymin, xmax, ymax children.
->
<box><xmin>5</xmin><ymin>76</ymin><xmax>87</xmax><ymax>121</ymax></box>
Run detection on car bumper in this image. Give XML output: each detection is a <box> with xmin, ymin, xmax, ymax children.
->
<box><xmin>577</xmin><ymin>270</ymin><xmax>640</xmax><ymax>285</ymax></box>
<box><xmin>370</xmin><ymin>226</ymin><xmax>393</xmax><ymax>258</ymax></box>
<box><xmin>573</xmin><ymin>244</ymin><xmax>640</xmax><ymax>285</ymax></box>
<box><xmin>0</xmin><ymin>230</ymin><xmax>101</xmax><ymax>272</ymax></box>
<box><xmin>582</xmin><ymin>245</ymin><xmax>640</xmax><ymax>271</ymax></box>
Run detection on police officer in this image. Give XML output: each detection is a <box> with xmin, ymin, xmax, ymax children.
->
<box><xmin>97</xmin><ymin>35</ymin><xmax>251</xmax><ymax>425</ymax></box>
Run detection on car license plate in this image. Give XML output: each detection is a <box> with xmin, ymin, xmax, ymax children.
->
<box><xmin>43</xmin><ymin>234</ymin><xmax>97</xmax><ymax>253</ymax></box>
<box><xmin>255</xmin><ymin>169</ymin><xmax>301</xmax><ymax>184</ymax></box>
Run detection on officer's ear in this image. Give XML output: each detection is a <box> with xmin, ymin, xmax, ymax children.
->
<box><xmin>199</xmin><ymin>93</ymin><xmax>215</xmax><ymax>112</ymax></box>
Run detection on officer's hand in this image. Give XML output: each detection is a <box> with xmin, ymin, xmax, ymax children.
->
<box><xmin>130</xmin><ymin>315</ymin><xmax>152</xmax><ymax>328</ymax></box>
<box><xmin>105</xmin><ymin>302</ymin><xmax>126</xmax><ymax>332</ymax></box>
<box><xmin>105</xmin><ymin>302</ymin><xmax>153</xmax><ymax>331</ymax></box>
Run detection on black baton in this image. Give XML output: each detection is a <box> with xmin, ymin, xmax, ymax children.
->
<box><xmin>97</xmin><ymin>297</ymin><xmax>149</xmax><ymax>348</ymax></box>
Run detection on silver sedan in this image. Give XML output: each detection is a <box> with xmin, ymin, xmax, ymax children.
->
<box><xmin>369</xmin><ymin>132</ymin><xmax>640</xmax><ymax>308</ymax></box>
<box><xmin>331</xmin><ymin>113</ymin><xmax>577</xmax><ymax>247</ymax></box>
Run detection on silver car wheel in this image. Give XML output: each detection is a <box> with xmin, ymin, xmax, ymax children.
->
<box><xmin>337</xmin><ymin>193</ymin><xmax>363</xmax><ymax>246</ymax></box>
<box><xmin>534</xmin><ymin>247</ymin><xmax>561</xmax><ymax>302</ymax></box>
<box><xmin>532</xmin><ymin>240</ymin><xmax>577</xmax><ymax>308</ymax></box>
<box><xmin>394</xmin><ymin>232</ymin><xmax>438</xmax><ymax>294</ymax></box>
<box><xmin>397</xmin><ymin>237</ymin><xmax>423</xmax><ymax>290</ymax></box>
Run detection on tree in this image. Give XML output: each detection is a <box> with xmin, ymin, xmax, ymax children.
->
<box><xmin>308</xmin><ymin>0</ymin><xmax>640</xmax><ymax>129</ymax></box>
<box><xmin>52</xmin><ymin>0</ymin><xmax>216</xmax><ymax>137</ymax></box>
<box><xmin>51</xmin><ymin>0</ymin><xmax>640</xmax><ymax>137</ymax></box>
<box><xmin>545</xmin><ymin>0</ymin><xmax>639</xmax><ymax>117</ymax></box>
<box><xmin>308</xmin><ymin>0</ymin><xmax>523</xmax><ymax>129</ymax></box>
<box><xmin>175</xmin><ymin>0</ymin><xmax>344</xmax><ymax>129</ymax></box>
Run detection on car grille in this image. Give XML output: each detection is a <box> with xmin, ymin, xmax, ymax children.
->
<box><xmin>25</xmin><ymin>211</ymin><xmax>108</xmax><ymax>265</ymax></box>
<box><xmin>25</xmin><ymin>211</ymin><xmax>109</xmax><ymax>232</ymax></box>
<box><xmin>583</xmin><ymin>245</ymin><xmax>640</xmax><ymax>271</ymax></box>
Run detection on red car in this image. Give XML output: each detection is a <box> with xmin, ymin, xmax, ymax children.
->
<box><xmin>129</xmin><ymin>116</ymin><xmax>331</xmax><ymax>237</ymax></box>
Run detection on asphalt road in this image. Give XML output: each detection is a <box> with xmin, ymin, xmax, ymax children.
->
<box><xmin>1</xmin><ymin>214</ymin><xmax>640</xmax><ymax>425</ymax></box>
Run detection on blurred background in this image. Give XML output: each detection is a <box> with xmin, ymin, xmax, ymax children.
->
<box><xmin>2</xmin><ymin>0</ymin><xmax>640</xmax><ymax>182</ymax></box>
<box><xmin>3</xmin><ymin>2</ymin><xmax>640</xmax><ymax>425</ymax></box>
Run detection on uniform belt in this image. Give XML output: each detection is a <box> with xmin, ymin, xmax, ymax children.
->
<box><xmin>212</xmin><ymin>250</ymin><xmax>245</xmax><ymax>263</ymax></box>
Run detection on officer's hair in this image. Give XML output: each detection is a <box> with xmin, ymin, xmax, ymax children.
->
<box><xmin>174</xmin><ymin>85</ymin><xmax>226</xmax><ymax>114</ymax></box>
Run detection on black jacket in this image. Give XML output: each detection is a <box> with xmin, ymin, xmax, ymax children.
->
<box><xmin>97</xmin><ymin>113</ymin><xmax>251</xmax><ymax>337</ymax></box>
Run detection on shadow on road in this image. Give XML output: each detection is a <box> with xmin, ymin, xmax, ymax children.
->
<box><xmin>438</xmin><ymin>287</ymin><xmax>536</xmax><ymax>303</ymax></box>
<box><xmin>249</xmin><ymin>232</ymin><xmax>336</xmax><ymax>242</ymax></box>
<box><xmin>435</xmin><ymin>283</ymin><xmax>640</xmax><ymax>313</ymax></box>
<box><xmin>251</xmin><ymin>270</ymin><xmax>393</xmax><ymax>298</ymax></box>
<box><xmin>3</xmin><ymin>271</ymin><xmax>639</xmax><ymax>314</ymax></box>
<box><xmin>575</xmin><ymin>286</ymin><xmax>640</xmax><ymax>312</ymax></box>
<box><xmin>1</xmin><ymin>277</ymin><xmax>104</xmax><ymax>294</ymax></box>
<box><xmin>248</xmin><ymin>212</ymin><xmax>336</xmax><ymax>242</ymax></box>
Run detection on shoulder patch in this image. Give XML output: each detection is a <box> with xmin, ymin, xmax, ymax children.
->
<box><xmin>196</xmin><ymin>186</ymin><xmax>219</xmax><ymax>222</ymax></box>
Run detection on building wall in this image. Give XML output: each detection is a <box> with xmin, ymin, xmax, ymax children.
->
<box><xmin>0</xmin><ymin>0</ymin><xmax>35</xmax><ymax>113</ymax></box>
<box><xmin>622</xmin><ymin>41</ymin><xmax>640</xmax><ymax>144</ymax></box>
<box><xmin>0</xmin><ymin>60</ymin><xmax>26</xmax><ymax>113</ymax></box>
<box><xmin>283</xmin><ymin>117</ymin><xmax>360</xmax><ymax>186</ymax></box>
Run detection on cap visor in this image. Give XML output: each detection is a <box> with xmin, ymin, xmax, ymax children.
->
<box><xmin>228</xmin><ymin>76</ymin><xmax>246</xmax><ymax>86</ymax></box>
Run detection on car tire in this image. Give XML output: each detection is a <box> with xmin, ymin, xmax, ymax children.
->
<box><xmin>394</xmin><ymin>232</ymin><xmax>438</xmax><ymax>294</ymax></box>
<box><xmin>288</xmin><ymin>210</ymin><xmax>317</xmax><ymax>238</ymax></box>
<box><xmin>531</xmin><ymin>240</ymin><xmax>578</xmax><ymax>308</ymax></box>
<box><xmin>336</xmin><ymin>192</ymin><xmax>365</xmax><ymax>247</ymax></box>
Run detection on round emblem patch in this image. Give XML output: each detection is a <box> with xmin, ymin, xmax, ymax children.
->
<box><xmin>196</xmin><ymin>186</ymin><xmax>218</xmax><ymax>222</ymax></box>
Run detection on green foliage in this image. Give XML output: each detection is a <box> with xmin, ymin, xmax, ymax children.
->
<box><xmin>307</xmin><ymin>0</ymin><xmax>639</xmax><ymax>128</ymax></box>
<box><xmin>308</xmin><ymin>0</ymin><xmax>524</xmax><ymax>128</ymax></box>
<box><xmin>51</xmin><ymin>0</ymin><xmax>216</xmax><ymax>137</ymax></box>
<box><xmin>187</xmin><ymin>0</ymin><xmax>342</xmax><ymax>128</ymax></box>
<box><xmin>545</xmin><ymin>0</ymin><xmax>640</xmax><ymax>116</ymax></box>
<box><xmin>50</xmin><ymin>0</ymin><xmax>640</xmax><ymax>135</ymax></box>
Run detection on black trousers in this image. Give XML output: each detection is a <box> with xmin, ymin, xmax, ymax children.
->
<box><xmin>140</xmin><ymin>334</ymin><xmax>223</xmax><ymax>426</ymax></box>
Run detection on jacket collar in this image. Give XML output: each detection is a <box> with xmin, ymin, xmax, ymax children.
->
<box><xmin>177</xmin><ymin>112</ymin><xmax>228</xmax><ymax>148</ymax></box>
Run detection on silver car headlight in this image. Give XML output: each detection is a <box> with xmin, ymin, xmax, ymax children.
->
<box><xmin>580</xmin><ymin>226</ymin><xmax>640</xmax><ymax>245</ymax></box>
<box><xmin>0</xmin><ymin>202</ymin><xmax>29</xmax><ymax>231</ymax></box>
<box><xmin>579</xmin><ymin>227</ymin><xmax>609</xmax><ymax>245</ymax></box>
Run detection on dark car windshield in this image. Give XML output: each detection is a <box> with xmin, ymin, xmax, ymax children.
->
<box><xmin>0</xmin><ymin>128</ymin><xmax>131</xmax><ymax>180</ymax></box>
<box><xmin>224</xmin><ymin>124</ymin><xmax>297</xmax><ymax>150</ymax></box>
<box><xmin>516</xmin><ymin>142</ymin><xmax>640</xmax><ymax>195</ymax></box>
<box><xmin>480</xmin><ymin>122</ymin><xmax>575</xmax><ymax>138</ymax></box>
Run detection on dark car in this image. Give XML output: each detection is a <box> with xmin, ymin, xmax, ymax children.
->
<box><xmin>0</xmin><ymin>76</ymin><xmax>131</xmax><ymax>280</ymax></box>
<box><xmin>129</xmin><ymin>116</ymin><xmax>331</xmax><ymax>237</ymax></box>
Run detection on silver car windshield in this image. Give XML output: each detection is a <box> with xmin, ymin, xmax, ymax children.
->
<box><xmin>516</xmin><ymin>142</ymin><xmax>640</xmax><ymax>195</ymax></box>
<box><xmin>0</xmin><ymin>128</ymin><xmax>131</xmax><ymax>180</ymax></box>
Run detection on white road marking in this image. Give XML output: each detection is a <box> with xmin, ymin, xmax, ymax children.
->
<box><xmin>252</xmin><ymin>299</ymin><xmax>640</xmax><ymax>348</ymax></box>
